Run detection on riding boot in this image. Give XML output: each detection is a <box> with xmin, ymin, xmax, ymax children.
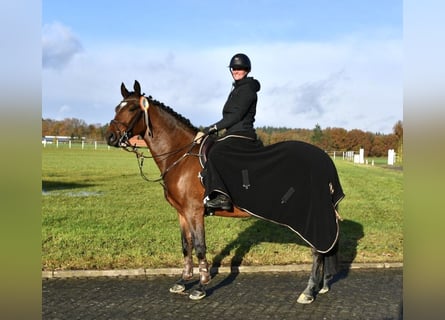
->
<box><xmin>204</xmin><ymin>193</ymin><xmax>233</xmax><ymax>211</ymax></box>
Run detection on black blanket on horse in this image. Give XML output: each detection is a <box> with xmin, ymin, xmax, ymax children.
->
<box><xmin>204</xmin><ymin>137</ymin><xmax>345</xmax><ymax>253</ymax></box>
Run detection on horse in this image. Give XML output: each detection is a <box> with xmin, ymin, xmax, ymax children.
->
<box><xmin>105</xmin><ymin>80</ymin><xmax>343</xmax><ymax>304</ymax></box>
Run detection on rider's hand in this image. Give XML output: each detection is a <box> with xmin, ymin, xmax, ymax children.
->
<box><xmin>203</xmin><ymin>125</ymin><xmax>217</xmax><ymax>135</ymax></box>
<box><xmin>194</xmin><ymin>131</ymin><xmax>205</xmax><ymax>144</ymax></box>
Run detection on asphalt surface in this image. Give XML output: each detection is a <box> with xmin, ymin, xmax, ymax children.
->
<box><xmin>42</xmin><ymin>266</ymin><xmax>402</xmax><ymax>320</ymax></box>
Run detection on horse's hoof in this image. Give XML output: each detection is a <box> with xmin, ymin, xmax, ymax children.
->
<box><xmin>297</xmin><ymin>293</ymin><xmax>314</xmax><ymax>304</ymax></box>
<box><xmin>189</xmin><ymin>289</ymin><xmax>206</xmax><ymax>300</ymax></box>
<box><xmin>169</xmin><ymin>283</ymin><xmax>186</xmax><ymax>294</ymax></box>
<box><xmin>319</xmin><ymin>286</ymin><xmax>329</xmax><ymax>294</ymax></box>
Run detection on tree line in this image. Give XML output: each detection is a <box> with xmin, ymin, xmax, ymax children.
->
<box><xmin>42</xmin><ymin>118</ymin><xmax>403</xmax><ymax>158</ymax></box>
<box><xmin>256</xmin><ymin>120</ymin><xmax>403</xmax><ymax>158</ymax></box>
<box><xmin>42</xmin><ymin>118</ymin><xmax>108</xmax><ymax>142</ymax></box>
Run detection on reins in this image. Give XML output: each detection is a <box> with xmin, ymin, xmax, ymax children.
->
<box><xmin>122</xmin><ymin>139</ymin><xmax>202</xmax><ymax>183</ymax></box>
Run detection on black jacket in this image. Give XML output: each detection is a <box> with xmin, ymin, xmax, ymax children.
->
<box><xmin>209</xmin><ymin>76</ymin><xmax>260</xmax><ymax>135</ymax></box>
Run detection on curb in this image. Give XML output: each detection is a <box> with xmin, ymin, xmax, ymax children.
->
<box><xmin>42</xmin><ymin>262</ymin><xmax>403</xmax><ymax>279</ymax></box>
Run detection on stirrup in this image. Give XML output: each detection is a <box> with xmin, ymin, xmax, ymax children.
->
<box><xmin>204</xmin><ymin>207</ymin><xmax>215</xmax><ymax>216</ymax></box>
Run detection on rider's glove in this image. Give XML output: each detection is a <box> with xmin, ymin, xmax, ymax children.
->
<box><xmin>194</xmin><ymin>131</ymin><xmax>205</xmax><ymax>144</ymax></box>
<box><xmin>203</xmin><ymin>125</ymin><xmax>217</xmax><ymax>135</ymax></box>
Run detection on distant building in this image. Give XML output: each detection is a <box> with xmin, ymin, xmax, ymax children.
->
<box><xmin>42</xmin><ymin>136</ymin><xmax>85</xmax><ymax>144</ymax></box>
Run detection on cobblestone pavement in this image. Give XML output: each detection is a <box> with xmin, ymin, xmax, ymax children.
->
<box><xmin>42</xmin><ymin>267</ymin><xmax>402</xmax><ymax>320</ymax></box>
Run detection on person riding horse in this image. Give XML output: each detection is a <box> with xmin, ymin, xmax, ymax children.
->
<box><xmin>107</xmin><ymin>77</ymin><xmax>345</xmax><ymax>303</ymax></box>
<box><xmin>197</xmin><ymin>53</ymin><xmax>263</xmax><ymax>212</ymax></box>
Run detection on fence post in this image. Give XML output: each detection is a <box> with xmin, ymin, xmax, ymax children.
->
<box><xmin>388</xmin><ymin>149</ymin><xmax>395</xmax><ymax>165</ymax></box>
<box><xmin>359</xmin><ymin>148</ymin><xmax>365</xmax><ymax>164</ymax></box>
<box><xmin>82</xmin><ymin>141</ymin><xmax>85</xmax><ymax>150</ymax></box>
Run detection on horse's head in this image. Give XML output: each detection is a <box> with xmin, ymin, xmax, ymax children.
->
<box><xmin>106</xmin><ymin>80</ymin><xmax>148</xmax><ymax>147</ymax></box>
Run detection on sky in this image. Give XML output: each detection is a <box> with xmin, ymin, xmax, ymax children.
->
<box><xmin>42</xmin><ymin>0</ymin><xmax>402</xmax><ymax>134</ymax></box>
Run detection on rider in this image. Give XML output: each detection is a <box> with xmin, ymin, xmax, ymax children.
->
<box><xmin>198</xmin><ymin>53</ymin><xmax>263</xmax><ymax>211</ymax></box>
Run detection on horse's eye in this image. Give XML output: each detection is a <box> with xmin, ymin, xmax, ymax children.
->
<box><xmin>129</xmin><ymin>104</ymin><xmax>139</xmax><ymax>112</ymax></box>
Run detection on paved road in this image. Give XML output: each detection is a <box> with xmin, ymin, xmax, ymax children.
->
<box><xmin>42</xmin><ymin>267</ymin><xmax>402</xmax><ymax>320</ymax></box>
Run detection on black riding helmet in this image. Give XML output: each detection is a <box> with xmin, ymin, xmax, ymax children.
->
<box><xmin>228</xmin><ymin>53</ymin><xmax>251</xmax><ymax>72</ymax></box>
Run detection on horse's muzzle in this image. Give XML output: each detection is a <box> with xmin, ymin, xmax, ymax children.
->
<box><xmin>105</xmin><ymin>131</ymin><xmax>120</xmax><ymax>147</ymax></box>
<box><xmin>106</xmin><ymin>129</ymin><xmax>132</xmax><ymax>147</ymax></box>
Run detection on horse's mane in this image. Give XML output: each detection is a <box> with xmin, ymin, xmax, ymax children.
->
<box><xmin>147</xmin><ymin>96</ymin><xmax>199</xmax><ymax>132</ymax></box>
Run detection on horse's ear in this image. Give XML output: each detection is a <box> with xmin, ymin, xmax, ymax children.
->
<box><xmin>134</xmin><ymin>80</ymin><xmax>141</xmax><ymax>95</ymax></box>
<box><xmin>121</xmin><ymin>82</ymin><xmax>130</xmax><ymax>98</ymax></box>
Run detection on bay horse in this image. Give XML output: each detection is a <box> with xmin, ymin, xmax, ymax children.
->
<box><xmin>105</xmin><ymin>80</ymin><xmax>341</xmax><ymax>303</ymax></box>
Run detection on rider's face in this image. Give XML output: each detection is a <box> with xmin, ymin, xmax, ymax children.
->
<box><xmin>230</xmin><ymin>68</ymin><xmax>248</xmax><ymax>81</ymax></box>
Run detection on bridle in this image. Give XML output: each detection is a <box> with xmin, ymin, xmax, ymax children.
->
<box><xmin>109</xmin><ymin>118</ymin><xmax>141</xmax><ymax>148</ymax></box>
<box><xmin>109</xmin><ymin>96</ymin><xmax>152</xmax><ymax>147</ymax></box>
<box><xmin>109</xmin><ymin>96</ymin><xmax>204</xmax><ymax>183</ymax></box>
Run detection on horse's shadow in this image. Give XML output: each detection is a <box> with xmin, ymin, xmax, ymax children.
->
<box><xmin>42</xmin><ymin>180</ymin><xmax>96</xmax><ymax>192</ymax></box>
<box><xmin>331</xmin><ymin>219</ymin><xmax>365</xmax><ymax>282</ymax></box>
<box><xmin>204</xmin><ymin>218</ymin><xmax>364</xmax><ymax>296</ymax></box>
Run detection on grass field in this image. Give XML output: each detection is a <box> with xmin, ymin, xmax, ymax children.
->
<box><xmin>42</xmin><ymin>144</ymin><xmax>403</xmax><ymax>270</ymax></box>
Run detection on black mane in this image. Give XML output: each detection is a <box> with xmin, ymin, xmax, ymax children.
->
<box><xmin>147</xmin><ymin>96</ymin><xmax>199</xmax><ymax>132</ymax></box>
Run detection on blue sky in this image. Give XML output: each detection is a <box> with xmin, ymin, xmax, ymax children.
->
<box><xmin>42</xmin><ymin>0</ymin><xmax>402</xmax><ymax>133</ymax></box>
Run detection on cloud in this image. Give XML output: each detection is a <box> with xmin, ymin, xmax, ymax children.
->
<box><xmin>269</xmin><ymin>70</ymin><xmax>345</xmax><ymax>117</ymax></box>
<box><xmin>42</xmin><ymin>33</ymin><xmax>402</xmax><ymax>133</ymax></box>
<box><xmin>58</xmin><ymin>104</ymin><xmax>71</xmax><ymax>115</ymax></box>
<box><xmin>250</xmin><ymin>38</ymin><xmax>402</xmax><ymax>132</ymax></box>
<box><xmin>42</xmin><ymin>22</ymin><xmax>83</xmax><ymax>69</ymax></box>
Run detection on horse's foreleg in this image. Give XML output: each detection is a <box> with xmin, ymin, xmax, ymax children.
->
<box><xmin>297</xmin><ymin>249</ymin><xmax>324</xmax><ymax>304</ymax></box>
<box><xmin>179</xmin><ymin>214</ymin><xmax>194</xmax><ymax>280</ymax></box>
<box><xmin>182</xmin><ymin>238</ymin><xmax>194</xmax><ymax>281</ymax></box>
<box><xmin>198</xmin><ymin>257</ymin><xmax>211</xmax><ymax>285</ymax></box>
<box><xmin>188</xmin><ymin>213</ymin><xmax>210</xmax><ymax>300</ymax></box>
<box><xmin>169</xmin><ymin>214</ymin><xmax>193</xmax><ymax>294</ymax></box>
<box><xmin>194</xmin><ymin>230</ymin><xmax>211</xmax><ymax>285</ymax></box>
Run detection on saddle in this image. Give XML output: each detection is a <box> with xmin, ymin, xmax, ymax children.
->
<box><xmin>198</xmin><ymin>134</ymin><xmax>217</xmax><ymax>168</ymax></box>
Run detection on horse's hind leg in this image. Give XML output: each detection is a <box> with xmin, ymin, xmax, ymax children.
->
<box><xmin>320</xmin><ymin>241</ymin><xmax>339</xmax><ymax>294</ymax></box>
<box><xmin>297</xmin><ymin>249</ymin><xmax>324</xmax><ymax>304</ymax></box>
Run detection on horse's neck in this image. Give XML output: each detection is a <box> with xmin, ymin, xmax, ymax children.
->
<box><xmin>143</xmin><ymin>108</ymin><xmax>195</xmax><ymax>172</ymax></box>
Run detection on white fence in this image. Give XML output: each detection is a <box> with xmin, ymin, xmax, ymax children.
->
<box><xmin>42</xmin><ymin>138</ymin><xmax>110</xmax><ymax>150</ymax></box>
<box><xmin>329</xmin><ymin>148</ymin><xmax>398</xmax><ymax>166</ymax></box>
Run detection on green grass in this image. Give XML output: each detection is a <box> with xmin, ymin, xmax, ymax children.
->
<box><xmin>42</xmin><ymin>144</ymin><xmax>403</xmax><ymax>270</ymax></box>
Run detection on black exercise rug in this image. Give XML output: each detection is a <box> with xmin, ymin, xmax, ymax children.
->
<box><xmin>204</xmin><ymin>137</ymin><xmax>345</xmax><ymax>253</ymax></box>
